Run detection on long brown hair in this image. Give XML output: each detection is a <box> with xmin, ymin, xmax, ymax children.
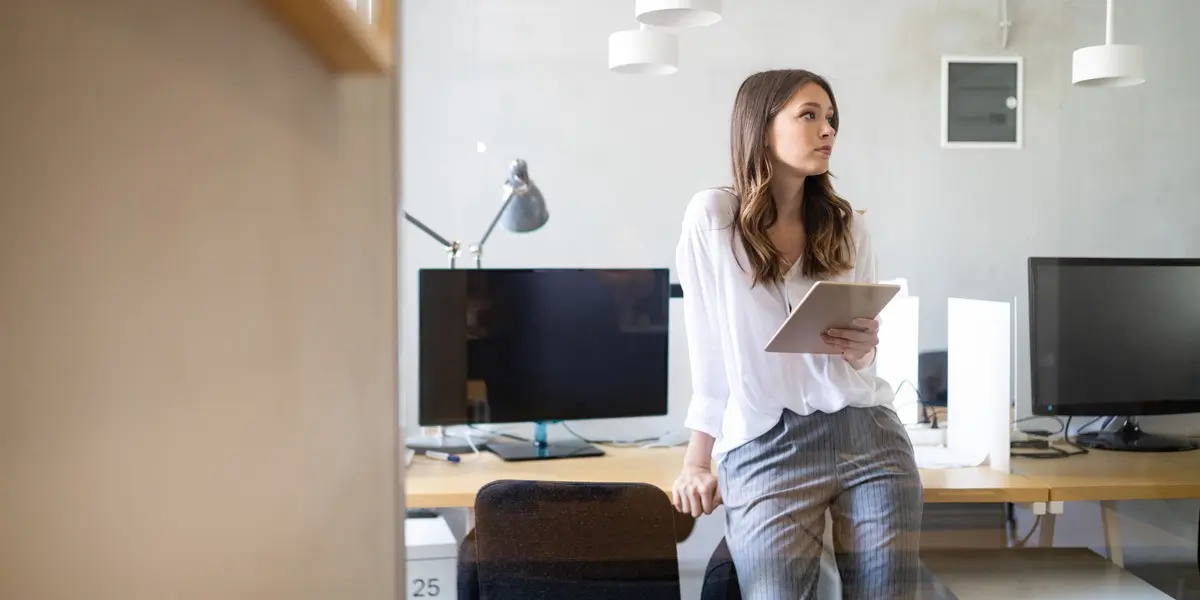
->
<box><xmin>729</xmin><ymin>69</ymin><xmax>856</xmax><ymax>285</ymax></box>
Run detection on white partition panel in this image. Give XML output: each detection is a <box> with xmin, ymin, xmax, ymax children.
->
<box><xmin>877</xmin><ymin>295</ymin><xmax>920</xmax><ymax>424</ymax></box>
<box><xmin>948</xmin><ymin>298</ymin><xmax>1012</xmax><ymax>472</ymax></box>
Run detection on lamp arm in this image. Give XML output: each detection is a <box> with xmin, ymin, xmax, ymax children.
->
<box><xmin>403</xmin><ymin>211</ymin><xmax>455</xmax><ymax>249</ymax></box>
<box><xmin>474</xmin><ymin>186</ymin><xmax>518</xmax><ymax>252</ymax></box>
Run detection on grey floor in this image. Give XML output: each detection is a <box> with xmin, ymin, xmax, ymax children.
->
<box><xmin>677</xmin><ymin>558</ymin><xmax>1199</xmax><ymax>599</ymax></box>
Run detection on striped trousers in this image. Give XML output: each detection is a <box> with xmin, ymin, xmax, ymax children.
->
<box><xmin>718</xmin><ymin>406</ymin><xmax>924</xmax><ymax>600</ymax></box>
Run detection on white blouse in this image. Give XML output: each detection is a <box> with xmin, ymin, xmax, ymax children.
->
<box><xmin>675</xmin><ymin>188</ymin><xmax>897</xmax><ymax>462</ymax></box>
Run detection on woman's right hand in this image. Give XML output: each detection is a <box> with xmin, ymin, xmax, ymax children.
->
<box><xmin>672</xmin><ymin>465</ymin><xmax>722</xmax><ymax>517</ymax></box>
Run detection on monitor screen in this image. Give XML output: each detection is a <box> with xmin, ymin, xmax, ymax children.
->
<box><xmin>418</xmin><ymin>268</ymin><xmax>671</xmax><ymax>426</ymax></box>
<box><xmin>1028</xmin><ymin>258</ymin><xmax>1200</xmax><ymax>416</ymax></box>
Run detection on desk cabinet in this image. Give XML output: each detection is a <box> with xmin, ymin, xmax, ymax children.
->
<box><xmin>405</xmin><ymin>516</ymin><xmax>458</xmax><ymax>600</ymax></box>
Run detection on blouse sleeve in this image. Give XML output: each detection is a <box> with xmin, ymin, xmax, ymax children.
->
<box><xmin>675</xmin><ymin>197</ymin><xmax>730</xmax><ymax>440</ymax></box>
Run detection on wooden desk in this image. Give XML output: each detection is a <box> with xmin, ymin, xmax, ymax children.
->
<box><xmin>405</xmin><ymin>446</ymin><xmax>1048</xmax><ymax>509</ymax></box>
<box><xmin>1012</xmin><ymin>447</ymin><xmax>1200</xmax><ymax>502</ymax></box>
<box><xmin>1011</xmin><ymin>448</ymin><xmax>1200</xmax><ymax>567</ymax></box>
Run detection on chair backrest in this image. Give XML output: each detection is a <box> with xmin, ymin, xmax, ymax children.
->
<box><xmin>470</xmin><ymin>479</ymin><xmax>681</xmax><ymax>600</ymax></box>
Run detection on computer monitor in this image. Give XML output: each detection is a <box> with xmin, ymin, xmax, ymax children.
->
<box><xmin>1028</xmin><ymin>257</ymin><xmax>1200</xmax><ymax>452</ymax></box>
<box><xmin>917</xmin><ymin>350</ymin><xmax>948</xmax><ymax>428</ymax></box>
<box><xmin>418</xmin><ymin>268</ymin><xmax>671</xmax><ymax>461</ymax></box>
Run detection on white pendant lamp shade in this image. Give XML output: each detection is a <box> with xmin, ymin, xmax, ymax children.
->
<box><xmin>1072</xmin><ymin>0</ymin><xmax>1145</xmax><ymax>87</ymax></box>
<box><xmin>1073</xmin><ymin>44</ymin><xmax>1144</xmax><ymax>87</ymax></box>
<box><xmin>609</xmin><ymin>26</ymin><xmax>678</xmax><ymax>76</ymax></box>
<box><xmin>635</xmin><ymin>0</ymin><xmax>722</xmax><ymax>28</ymax></box>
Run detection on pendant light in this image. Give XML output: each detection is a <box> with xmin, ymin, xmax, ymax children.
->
<box><xmin>635</xmin><ymin>0</ymin><xmax>722</xmax><ymax>28</ymax></box>
<box><xmin>608</xmin><ymin>24</ymin><xmax>679</xmax><ymax>76</ymax></box>
<box><xmin>1072</xmin><ymin>0</ymin><xmax>1144</xmax><ymax>87</ymax></box>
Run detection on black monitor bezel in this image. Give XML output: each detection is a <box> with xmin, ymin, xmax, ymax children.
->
<box><xmin>1027</xmin><ymin>256</ymin><xmax>1200</xmax><ymax>417</ymax></box>
<box><xmin>416</xmin><ymin>267</ymin><xmax>673</xmax><ymax>427</ymax></box>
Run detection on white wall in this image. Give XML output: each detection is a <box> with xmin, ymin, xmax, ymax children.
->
<box><xmin>0</xmin><ymin>2</ymin><xmax>401</xmax><ymax>599</ymax></box>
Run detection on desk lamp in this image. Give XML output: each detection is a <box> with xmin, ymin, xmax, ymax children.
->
<box><xmin>405</xmin><ymin>159</ymin><xmax>549</xmax><ymax>454</ymax></box>
<box><xmin>403</xmin><ymin>159</ymin><xmax>549</xmax><ymax>268</ymax></box>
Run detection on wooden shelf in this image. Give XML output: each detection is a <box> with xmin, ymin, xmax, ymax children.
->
<box><xmin>258</xmin><ymin>0</ymin><xmax>393</xmax><ymax>74</ymax></box>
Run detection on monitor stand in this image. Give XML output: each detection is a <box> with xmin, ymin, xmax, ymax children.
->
<box><xmin>1073</xmin><ymin>417</ymin><xmax>1199</xmax><ymax>452</ymax></box>
<box><xmin>486</xmin><ymin>421</ymin><xmax>606</xmax><ymax>462</ymax></box>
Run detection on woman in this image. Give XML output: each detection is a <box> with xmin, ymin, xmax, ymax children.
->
<box><xmin>671</xmin><ymin>69</ymin><xmax>923</xmax><ymax>600</ymax></box>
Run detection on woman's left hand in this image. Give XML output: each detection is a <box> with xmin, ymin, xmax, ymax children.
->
<box><xmin>821</xmin><ymin>318</ymin><xmax>880</xmax><ymax>362</ymax></box>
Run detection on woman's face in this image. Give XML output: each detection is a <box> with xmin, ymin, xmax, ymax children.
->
<box><xmin>766</xmin><ymin>82</ymin><xmax>837</xmax><ymax>177</ymax></box>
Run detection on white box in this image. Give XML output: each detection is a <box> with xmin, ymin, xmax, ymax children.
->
<box><xmin>405</xmin><ymin>516</ymin><xmax>458</xmax><ymax>599</ymax></box>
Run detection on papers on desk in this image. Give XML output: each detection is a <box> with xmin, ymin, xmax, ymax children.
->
<box><xmin>914</xmin><ymin>445</ymin><xmax>988</xmax><ymax>469</ymax></box>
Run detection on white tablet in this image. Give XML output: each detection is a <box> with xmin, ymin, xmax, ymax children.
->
<box><xmin>764</xmin><ymin>281</ymin><xmax>901</xmax><ymax>354</ymax></box>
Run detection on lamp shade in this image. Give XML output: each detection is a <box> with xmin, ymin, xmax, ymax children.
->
<box><xmin>1072</xmin><ymin>43</ymin><xmax>1145</xmax><ymax>87</ymax></box>
<box><xmin>498</xmin><ymin>159</ymin><xmax>549</xmax><ymax>233</ymax></box>
<box><xmin>635</xmin><ymin>0</ymin><xmax>722</xmax><ymax>28</ymax></box>
<box><xmin>608</xmin><ymin>27</ymin><xmax>678</xmax><ymax>76</ymax></box>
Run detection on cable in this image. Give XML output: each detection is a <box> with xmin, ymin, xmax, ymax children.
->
<box><xmin>1013</xmin><ymin>415</ymin><xmax>1105</xmax><ymax>442</ymax></box>
<box><xmin>467</xmin><ymin>424</ymin><xmax>531</xmax><ymax>443</ymax></box>
<box><xmin>559</xmin><ymin>422</ymin><xmax>592</xmax><ymax>444</ymax></box>
<box><xmin>1076</xmin><ymin>416</ymin><xmax>1104</xmax><ymax>435</ymax></box>
<box><xmin>466</xmin><ymin>422</ymin><xmax>663</xmax><ymax>448</ymax></box>
<box><xmin>463</xmin><ymin>431</ymin><xmax>480</xmax><ymax>454</ymax></box>
<box><xmin>892</xmin><ymin>379</ymin><xmax>923</xmax><ymax>406</ymax></box>
<box><xmin>891</xmin><ymin>379</ymin><xmax>940</xmax><ymax>426</ymax></box>
<box><xmin>1058</xmin><ymin>416</ymin><xmax>1089</xmax><ymax>457</ymax></box>
<box><xmin>889</xmin><ymin>379</ymin><xmax>929</xmax><ymax>423</ymax></box>
<box><xmin>1012</xmin><ymin>514</ymin><xmax>1042</xmax><ymax>548</ymax></box>
<box><xmin>1012</xmin><ymin>415</ymin><xmax>1103</xmax><ymax>459</ymax></box>
<box><xmin>1013</xmin><ymin>415</ymin><xmax>1065</xmax><ymax>437</ymax></box>
<box><xmin>558</xmin><ymin>422</ymin><xmax>662</xmax><ymax>447</ymax></box>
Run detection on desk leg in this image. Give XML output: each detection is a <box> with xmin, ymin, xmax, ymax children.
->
<box><xmin>1033</xmin><ymin>502</ymin><xmax>1061</xmax><ymax>548</ymax></box>
<box><xmin>1100</xmin><ymin>500</ymin><xmax>1124</xmax><ymax>568</ymax></box>
<box><xmin>1038</xmin><ymin>513</ymin><xmax>1057</xmax><ymax>547</ymax></box>
<box><xmin>466</xmin><ymin>507</ymin><xmax>476</xmax><ymax>532</ymax></box>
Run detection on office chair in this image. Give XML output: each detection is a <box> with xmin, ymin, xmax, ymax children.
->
<box><xmin>701</xmin><ymin>522</ymin><xmax>843</xmax><ymax>599</ymax></box>
<box><xmin>918</xmin><ymin>350</ymin><xmax>949</xmax><ymax>428</ymax></box>
<box><xmin>701</xmin><ymin>536</ymin><xmax>740</xmax><ymax>600</ymax></box>
<box><xmin>457</xmin><ymin>480</ymin><xmax>681</xmax><ymax>600</ymax></box>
